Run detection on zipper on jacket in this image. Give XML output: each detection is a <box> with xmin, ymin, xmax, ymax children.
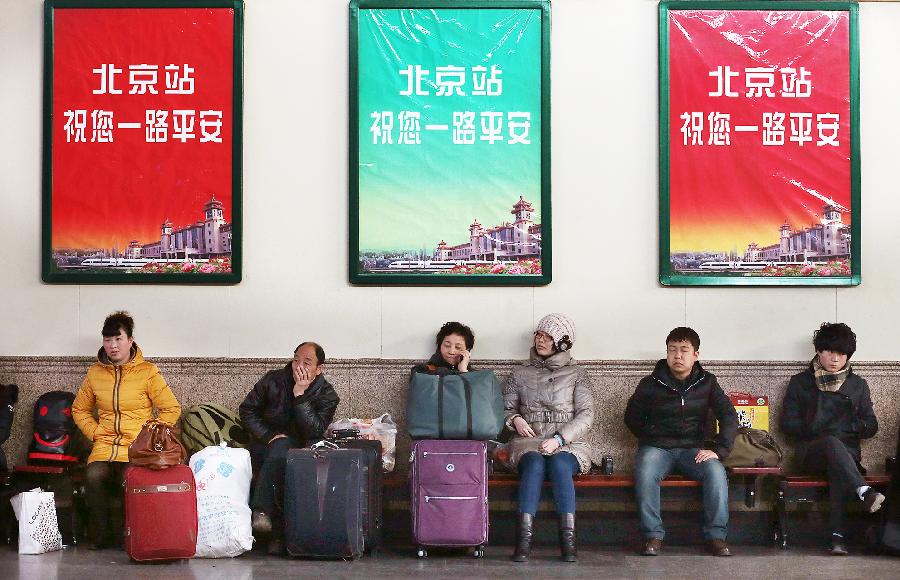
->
<box><xmin>656</xmin><ymin>374</ymin><xmax>705</xmax><ymax>395</ymax></box>
<box><xmin>425</xmin><ymin>495</ymin><xmax>478</xmax><ymax>503</ymax></box>
<box><xmin>110</xmin><ymin>366</ymin><xmax>124</xmax><ymax>461</ymax></box>
<box><xmin>655</xmin><ymin>374</ymin><xmax>705</xmax><ymax>428</ymax></box>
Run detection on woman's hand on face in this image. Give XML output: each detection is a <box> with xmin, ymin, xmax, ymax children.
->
<box><xmin>513</xmin><ymin>416</ymin><xmax>536</xmax><ymax>437</ymax></box>
<box><xmin>540</xmin><ymin>437</ymin><xmax>560</xmax><ymax>454</ymax></box>
<box><xmin>457</xmin><ymin>350</ymin><xmax>471</xmax><ymax>372</ymax></box>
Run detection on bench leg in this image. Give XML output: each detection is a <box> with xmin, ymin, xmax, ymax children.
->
<box><xmin>773</xmin><ymin>488</ymin><xmax>788</xmax><ymax>549</ymax></box>
<box><xmin>744</xmin><ymin>475</ymin><xmax>757</xmax><ymax>509</ymax></box>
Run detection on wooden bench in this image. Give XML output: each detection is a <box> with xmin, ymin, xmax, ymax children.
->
<box><xmin>385</xmin><ymin>465</ymin><xmax>783</xmax><ymax>523</ymax></box>
<box><xmin>6</xmin><ymin>462</ymin><xmax>786</xmax><ymax>547</ymax></box>
<box><xmin>773</xmin><ymin>473</ymin><xmax>891</xmax><ymax>549</ymax></box>
<box><xmin>492</xmin><ymin>467</ymin><xmax>780</xmax><ymax>508</ymax></box>
<box><xmin>387</xmin><ymin>467</ymin><xmax>781</xmax><ymax>504</ymax></box>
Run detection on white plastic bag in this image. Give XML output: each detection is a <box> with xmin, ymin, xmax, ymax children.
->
<box><xmin>326</xmin><ymin>413</ymin><xmax>398</xmax><ymax>472</ymax></box>
<box><xmin>189</xmin><ymin>443</ymin><xmax>254</xmax><ymax>558</ymax></box>
<box><xmin>10</xmin><ymin>488</ymin><xmax>63</xmax><ymax>554</ymax></box>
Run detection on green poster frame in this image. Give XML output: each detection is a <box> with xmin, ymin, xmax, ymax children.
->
<box><xmin>658</xmin><ymin>0</ymin><xmax>860</xmax><ymax>286</ymax></box>
<box><xmin>349</xmin><ymin>0</ymin><xmax>552</xmax><ymax>285</ymax></box>
<box><xmin>41</xmin><ymin>0</ymin><xmax>244</xmax><ymax>284</ymax></box>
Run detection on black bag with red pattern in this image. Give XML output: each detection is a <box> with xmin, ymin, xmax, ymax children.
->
<box><xmin>28</xmin><ymin>391</ymin><xmax>82</xmax><ymax>464</ymax></box>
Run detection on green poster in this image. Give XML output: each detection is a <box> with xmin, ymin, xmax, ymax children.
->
<box><xmin>350</xmin><ymin>0</ymin><xmax>551</xmax><ymax>285</ymax></box>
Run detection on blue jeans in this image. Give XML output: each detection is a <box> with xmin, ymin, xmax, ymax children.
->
<box><xmin>634</xmin><ymin>446</ymin><xmax>729</xmax><ymax>540</ymax></box>
<box><xmin>517</xmin><ymin>451</ymin><xmax>580</xmax><ymax>515</ymax></box>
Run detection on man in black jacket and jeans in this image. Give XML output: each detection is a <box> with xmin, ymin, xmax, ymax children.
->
<box><xmin>239</xmin><ymin>342</ymin><xmax>340</xmax><ymax>555</ymax></box>
<box><xmin>625</xmin><ymin>327</ymin><xmax>738</xmax><ymax>557</ymax></box>
<box><xmin>781</xmin><ymin>322</ymin><xmax>881</xmax><ymax>555</ymax></box>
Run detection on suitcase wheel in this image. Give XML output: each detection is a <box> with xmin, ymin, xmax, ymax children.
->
<box><xmin>473</xmin><ymin>546</ymin><xmax>485</xmax><ymax>558</ymax></box>
<box><xmin>416</xmin><ymin>547</ymin><xmax>428</xmax><ymax>559</ymax></box>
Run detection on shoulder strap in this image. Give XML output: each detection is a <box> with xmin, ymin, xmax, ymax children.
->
<box><xmin>437</xmin><ymin>375</ymin><xmax>445</xmax><ymax>440</ymax></box>
<box><xmin>459</xmin><ymin>374</ymin><xmax>474</xmax><ymax>440</ymax></box>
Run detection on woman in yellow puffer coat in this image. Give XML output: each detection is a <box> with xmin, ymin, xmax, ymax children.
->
<box><xmin>72</xmin><ymin>311</ymin><xmax>181</xmax><ymax>549</ymax></box>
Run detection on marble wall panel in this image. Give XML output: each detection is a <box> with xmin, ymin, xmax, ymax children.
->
<box><xmin>1</xmin><ymin>357</ymin><xmax>896</xmax><ymax>473</ymax></box>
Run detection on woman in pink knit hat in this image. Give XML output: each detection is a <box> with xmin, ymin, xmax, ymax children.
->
<box><xmin>503</xmin><ymin>313</ymin><xmax>596</xmax><ymax>563</ymax></box>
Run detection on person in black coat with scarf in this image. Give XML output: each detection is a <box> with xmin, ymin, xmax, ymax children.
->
<box><xmin>781</xmin><ymin>322</ymin><xmax>881</xmax><ymax>555</ymax></box>
<box><xmin>239</xmin><ymin>341</ymin><xmax>339</xmax><ymax>555</ymax></box>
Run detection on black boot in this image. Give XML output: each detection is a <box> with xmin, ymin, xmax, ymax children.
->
<box><xmin>558</xmin><ymin>512</ymin><xmax>577</xmax><ymax>562</ymax></box>
<box><xmin>511</xmin><ymin>512</ymin><xmax>534</xmax><ymax>562</ymax></box>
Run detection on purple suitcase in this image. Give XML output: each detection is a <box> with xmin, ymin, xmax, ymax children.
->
<box><xmin>409</xmin><ymin>440</ymin><xmax>488</xmax><ymax>558</ymax></box>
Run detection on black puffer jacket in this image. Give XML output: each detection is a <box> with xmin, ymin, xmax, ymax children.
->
<box><xmin>239</xmin><ymin>364</ymin><xmax>340</xmax><ymax>445</ymax></box>
<box><xmin>781</xmin><ymin>365</ymin><xmax>878</xmax><ymax>463</ymax></box>
<box><xmin>624</xmin><ymin>360</ymin><xmax>738</xmax><ymax>459</ymax></box>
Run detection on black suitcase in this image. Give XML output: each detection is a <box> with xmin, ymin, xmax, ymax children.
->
<box><xmin>284</xmin><ymin>447</ymin><xmax>364</xmax><ymax>559</ymax></box>
<box><xmin>329</xmin><ymin>434</ymin><xmax>383</xmax><ymax>553</ymax></box>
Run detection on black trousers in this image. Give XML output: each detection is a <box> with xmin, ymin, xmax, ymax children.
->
<box><xmin>802</xmin><ymin>435</ymin><xmax>866</xmax><ymax>535</ymax></box>
<box><xmin>251</xmin><ymin>437</ymin><xmax>300</xmax><ymax>537</ymax></box>
<box><xmin>84</xmin><ymin>461</ymin><xmax>127</xmax><ymax>544</ymax></box>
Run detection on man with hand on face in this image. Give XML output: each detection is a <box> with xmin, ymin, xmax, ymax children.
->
<box><xmin>624</xmin><ymin>327</ymin><xmax>738</xmax><ymax>557</ymax></box>
<box><xmin>239</xmin><ymin>342</ymin><xmax>339</xmax><ymax>555</ymax></box>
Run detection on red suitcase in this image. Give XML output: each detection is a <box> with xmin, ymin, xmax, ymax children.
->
<box><xmin>123</xmin><ymin>464</ymin><xmax>197</xmax><ymax>561</ymax></box>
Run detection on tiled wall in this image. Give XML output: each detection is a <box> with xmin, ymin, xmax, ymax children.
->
<box><xmin>1</xmin><ymin>357</ymin><xmax>896</xmax><ymax>472</ymax></box>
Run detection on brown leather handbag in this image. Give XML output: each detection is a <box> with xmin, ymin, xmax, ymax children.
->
<box><xmin>128</xmin><ymin>419</ymin><xmax>187</xmax><ymax>470</ymax></box>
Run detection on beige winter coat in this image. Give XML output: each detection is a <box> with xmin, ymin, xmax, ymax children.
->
<box><xmin>503</xmin><ymin>349</ymin><xmax>596</xmax><ymax>473</ymax></box>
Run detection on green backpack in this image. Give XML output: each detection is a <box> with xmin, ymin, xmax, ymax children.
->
<box><xmin>180</xmin><ymin>403</ymin><xmax>250</xmax><ymax>455</ymax></box>
<box><xmin>722</xmin><ymin>427</ymin><xmax>784</xmax><ymax>468</ymax></box>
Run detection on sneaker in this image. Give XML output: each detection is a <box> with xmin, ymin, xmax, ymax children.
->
<box><xmin>708</xmin><ymin>539</ymin><xmax>731</xmax><ymax>557</ymax></box>
<box><xmin>862</xmin><ymin>489</ymin><xmax>885</xmax><ymax>513</ymax></box>
<box><xmin>252</xmin><ymin>510</ymin><xmax>273</xmax><ymax>534</ymax></box>
<box><xmin>641</xmin><ymin>538</ymin><xmax>662</xmax><ymax>556</ymax></box>
<box><xmin>830</xmin><ymin>534</ymin><xmax>848</xmax><ymax>556</ymax></box>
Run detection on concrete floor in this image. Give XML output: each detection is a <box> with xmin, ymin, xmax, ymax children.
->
<box><xmin>3</xmin><ymin>545</ymin><xmax>898</xmax><ymax>580</ymax></box>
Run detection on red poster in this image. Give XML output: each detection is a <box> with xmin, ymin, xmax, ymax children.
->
<box><xmin>43</xmin><ymin>1</ymin><xmax>242</xmax><ymax>283</ymax></box>
<box><xmin>661</xmin><ymin>3</ymin><xmax>859</xmax><ymax>285</ymax></box>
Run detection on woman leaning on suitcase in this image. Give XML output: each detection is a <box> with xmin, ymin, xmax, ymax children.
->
<box><xmin>72</xmin><ymin>311</ymin><xmax>182</xmax><ymax>550</ymax></box>
<box><xmin>504</xmin><ymin>313</ymin><xmax>596</xmax><ymax>563</ymax></box>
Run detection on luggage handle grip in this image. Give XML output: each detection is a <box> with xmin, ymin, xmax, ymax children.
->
<box><xmin>129</xmin><ymin>482</ymin><xmax>193</xmax><ymax>494</ymax></box>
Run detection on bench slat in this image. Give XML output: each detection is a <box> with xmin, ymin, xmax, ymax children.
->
<box><xmin>782</xmin><ymin>474</ymin><xmax>889</xmax><ymax>487</ymax></box>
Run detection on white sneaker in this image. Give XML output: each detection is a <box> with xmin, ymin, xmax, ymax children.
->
<box><xmin>862</xmin><ymin>489</ymin><xmax>885</xmax><ymax>513</ymax></box>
